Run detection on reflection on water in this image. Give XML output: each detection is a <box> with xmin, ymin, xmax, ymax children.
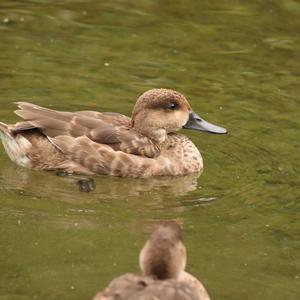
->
<box><xmin>0</xmin><ymin>0</ymin><xmax>299</xmax><ymax>300</ymax></box>
<box><xmin>0</xmin><ymin>160</ymin><xmax>200</xmax><ymax>203</ymax></box>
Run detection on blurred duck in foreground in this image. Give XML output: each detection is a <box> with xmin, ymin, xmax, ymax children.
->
<box><xmin>0</xmin><ymin>89</ymin><xmax>226</xmax><ymax>178</ymax></box>
<box><xmin>93</xmin><ymin>221</ymin><xmax>210</xmax><ymax>300</ymax></box>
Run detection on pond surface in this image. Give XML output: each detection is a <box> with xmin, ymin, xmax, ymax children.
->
<box><xmin>0</xmin><ymin>1</ymin><xmax>299</xmax><ymax>299</ymax></box>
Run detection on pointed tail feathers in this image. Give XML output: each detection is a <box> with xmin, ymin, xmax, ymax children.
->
<box><xmin>0</xmin><ymin>122</ymin><xmax>32</xmax><ymax>167</ymax></box>
<box><xmin>0</xmin><ymin>122</ymin><xmax>9</xmax><ymax>133</ymax></box>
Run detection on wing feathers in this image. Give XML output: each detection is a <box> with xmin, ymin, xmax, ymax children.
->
<box><xmin>15</xmin><ymin>102</ymin><xmax>74</xmax><ymax>121</ymax></box>
<box><xmin>13</xmin><ymin>102</ymin><xmax>160</xmax><ymax>158</ymax></box>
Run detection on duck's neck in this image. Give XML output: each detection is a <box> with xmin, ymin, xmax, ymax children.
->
<box><xmin>132</xmin><ymin>122</ymin><xmax>167</xmax><ymax>144</ymax></box>
<box><xmin>148</xmin><ymin>128</ymin><xmax>167</xmax><ymax>144</ymax></box>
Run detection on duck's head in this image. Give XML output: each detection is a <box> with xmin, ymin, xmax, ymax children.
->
<box><xmin>139</xmin><ymin>221</ymin><xmax>186</xmax><ymax>280</ymax></box>
<box><xmin>131</xmin><ymin>88</ymin><xmax>227</xmax><ymax>143</ymax></box>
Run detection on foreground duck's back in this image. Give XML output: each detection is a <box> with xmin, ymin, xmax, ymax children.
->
<box><xmin>93</xmin><ymin>273</ymin><xmax>201</xmax><ymax>300</ymax></box>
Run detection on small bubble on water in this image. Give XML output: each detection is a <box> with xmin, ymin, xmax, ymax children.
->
<box><xmin>3</xmin><ymin>18</ymin><xmax>9</xmax><ymax>23</ymax></box>
<box><xmin>104</xmin><ymin>62</ymin><xmax>110</xmax><ymax>67</ymax></box>
<box><xmin>17</xmin><ymin>220</ymin><xmax>21</xmax><ymax>225</ymax></box>
<box><xmin>219</xmin><ymin>106</ymin><xmax>223</xmax><ymax>110</ymax></box>
<box><xmin>20</xmin><ymin>17</ymin><xmax>24</xmax><ymax>22</ymax></box>
<box><xmin>70</xmin><ymin>285</ymin><xmax>75</xmax><ymax>290</ymax></box>
<box><xmin>82</xmin><ymin>10</ymin><xmax>87</xmax><ymax>16</ymax></box>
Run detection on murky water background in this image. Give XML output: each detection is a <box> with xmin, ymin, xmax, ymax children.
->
<box><xmin>0</xmin><ymin>1</ymin><xmax>299</xmax><ymax>299</ymax></box>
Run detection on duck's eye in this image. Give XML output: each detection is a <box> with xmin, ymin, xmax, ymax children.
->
<box><xmin>165</xmin><ymin>102</ymin><xmax>179</xmax><ymax>110</ymax></box>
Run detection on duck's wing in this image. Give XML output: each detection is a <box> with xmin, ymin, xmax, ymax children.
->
<box><xmin>13</xmin><ymin>102</ymin><xmax>160</xmax><ymax>158</ymax></box>
<box><xmin>93</xmin><ymin>273</ymin><xmax>200</xmax><ymax>300</ymax></box>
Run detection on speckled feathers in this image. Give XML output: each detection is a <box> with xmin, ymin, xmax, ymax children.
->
<box><xmin>0</xmin><ymin>89</ymin><xmax>208</xmax><ymax>177</ymax></box>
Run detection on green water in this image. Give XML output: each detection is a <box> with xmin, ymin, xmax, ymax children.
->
<box><xmin>0</xmin><ymin>1</ymin><xmax>299</xmax><ymax>299</ymax></box>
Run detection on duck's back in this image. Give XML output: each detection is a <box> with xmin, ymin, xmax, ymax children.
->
<box><xmin>14</xmin><ymin>102</ymin><xmax>161</xmax><ymax>158</ymax></box>
<box><xmin>93</xmin><ymin>273</ymin><xmax>200</xmax><ymax>300</ymax></box>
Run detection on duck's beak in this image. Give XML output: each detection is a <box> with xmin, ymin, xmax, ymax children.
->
<box><xmin>183</xmin><ymin>110</ymin><xmax>227</xmax><ymax>134</ymax></box>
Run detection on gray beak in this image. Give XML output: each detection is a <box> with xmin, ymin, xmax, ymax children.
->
<box><xmin>183</xmin><ymin>110</ymin><xmax>227</xmax><ymax>134</ymax></box>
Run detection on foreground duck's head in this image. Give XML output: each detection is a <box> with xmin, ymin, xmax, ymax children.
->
<box><xmin>131</xmin><ymin>88</ymin><xmax>227</xmax><ymax>143</ymax></box>
<box><xmin>139</xmin><ymin>221</ymin><xmax>186</xmax><ymax>280</ymax></box>
<box><xmin>94</xmin><ymin>220</ymin><xmax>211</xmax><ymax>300</ymax></box>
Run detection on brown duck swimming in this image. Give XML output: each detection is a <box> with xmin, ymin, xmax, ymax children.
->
<box><xmin>0</xmin><ymin>89</ymin><xmax>226</xmax><ymax>178</ymax></box>
<box><xmin>93</xmin><ymin>221</ymin><xmax>211</xmax><ymax>300</ymax></box>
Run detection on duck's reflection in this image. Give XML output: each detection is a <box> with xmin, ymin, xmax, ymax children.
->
<box><xmin>0</xmin><ymin>160</ymin><xmax>201</xmax><ymax>203</ymax></box>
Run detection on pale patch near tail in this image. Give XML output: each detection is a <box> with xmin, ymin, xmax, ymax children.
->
<box><xmin>0</xmin><ymin>122</ymin><xmax>32</xmax><ymax>167</ymax></box>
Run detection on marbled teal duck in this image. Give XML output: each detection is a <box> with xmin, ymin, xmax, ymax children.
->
<box><xmin>0</xmin><ymin>89</ymin><xmax>226</xmax><ymax>177</ymax></box>
<box><xmin>93</xmin><ymin>221</ymin><xmax>211</xmax><ymax>300</ymax></box>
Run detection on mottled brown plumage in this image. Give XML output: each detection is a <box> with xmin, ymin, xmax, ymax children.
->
<box><xmin>0</xmin><ymin>89</ymin><xmax>227</xmax><ymax>178</ymax></box>
<box><xmin>93</xmin><ymin>221</ymin><xmax>210</xmax><ymax>300</ymax></box>
<box><xmin>94</xmin><ymin>273</ymin><xmax>200</xmax><ymax>300</ymax></box>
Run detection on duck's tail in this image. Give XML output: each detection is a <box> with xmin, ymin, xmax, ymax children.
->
<box><xmin>0</xmin><ymin>122</ymin><xmax>32</xmax><ymax>167</ymax></box>
<box><xmin>0</xmin><ymin>122</ymin><xmax>9</xmax><ymax>134</ymax></box>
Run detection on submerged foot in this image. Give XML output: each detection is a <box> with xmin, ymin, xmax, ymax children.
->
<box><xmin>55</xmin><ymin>170</ymin><xmax>96</xmax><ymax>192</ymax></box>
<box><xmin>77</xmin><ymin>178</ymin><xmax>96</xmax><ymax>192</ymax></box>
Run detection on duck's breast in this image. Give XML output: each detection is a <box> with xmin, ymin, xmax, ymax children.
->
<box><xmin>159</xmin><ymin>134</ymin><xmax>203</xmax><ymax>175</ymax></box>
